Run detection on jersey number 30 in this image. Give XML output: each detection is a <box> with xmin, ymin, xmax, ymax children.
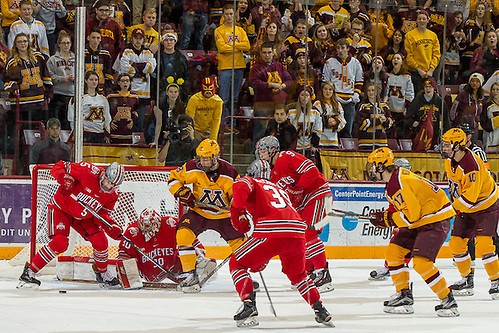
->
<box><xmin>263</xmin><ymin>184</ymin><xmax>288</xmax><ymax>209</ymax></box>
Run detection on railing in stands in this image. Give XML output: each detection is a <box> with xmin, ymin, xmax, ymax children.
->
<box><xmin>219</xmin><ymin>115</ymin><xmax>273</xmax><ymax>159</ymax></box>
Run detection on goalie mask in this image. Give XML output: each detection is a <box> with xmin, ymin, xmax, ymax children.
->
<box><xmin>255</xmin><ymin>136</ymin><xmax>279</xmax><ymax>165</ymax></box>
<box><xmin>246</xmin><ymin>159</ymin><xmax>271</xmax><ymax>180</ymax></box>
<box><xmin>138</xmin><ymin>207</ymin><xmax>161</xmax><ymax>242</ymax></box>
<box><xmin>366</xmin><ymin>147</ymin><xmax>394</xmax><ymax>181</ymax></box>
<box><xmin>439</xmin><ymin>128</ymin><xmax>466</xmax><ymax>159</ymax></box>
<box><xmin>196</xmin><ymin>139</ymin><xmax>220</xmax><ymax>172</ymax></box>
<box><xmin>99</xmin><ymin>162</ymin><xmax>124</xmax><ymax>192</ymax></box>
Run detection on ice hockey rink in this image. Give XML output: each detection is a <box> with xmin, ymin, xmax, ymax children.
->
<box><xmin>1</xmin><ymin>259</ymin><xmax>498</xmax><ymax>333</ymax></box>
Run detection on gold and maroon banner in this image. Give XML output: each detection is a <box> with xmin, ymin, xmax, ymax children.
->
<box><xmin>322</xmin><ymin>150</ymin><xmax>499</xmax><ymax>182</ymax></box>
<box><xmin>83</xmin><ymin>145</ymin><xmax>160</xmax><ymax>166</ymax></box>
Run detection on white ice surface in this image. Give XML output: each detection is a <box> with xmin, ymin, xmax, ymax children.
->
<box><xmin>1</xmin><ymin>259</ymin><xmax>498</xmax><ymax>333</ymax></box>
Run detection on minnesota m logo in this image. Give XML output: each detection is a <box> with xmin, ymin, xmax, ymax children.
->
<box><xmin>85</xmin><ymin>106</ymin><xmax>105</xmax><ymax>121</ymax></box>
<box><xmin>20</xmin><ymin>68</ymin><xmax>42</xmax><ymax>89</ymax></box>
<box><xmin>199</xmin><ymin>189</ymin><xmax>226</xmax><ymax>208</ymax></box>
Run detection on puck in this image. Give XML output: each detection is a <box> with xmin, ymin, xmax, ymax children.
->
<box><xmin>59</xmin><ymin>290</ymin><xmax>67</xmax><ymax>294</ymax></box>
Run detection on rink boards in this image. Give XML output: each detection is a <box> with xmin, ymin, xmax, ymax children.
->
<box><xmin>0</xmin><ymin>178</ymin><xmax>457</xmax><ymax>260</ymax></box>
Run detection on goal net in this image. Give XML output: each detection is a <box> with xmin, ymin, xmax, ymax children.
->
<box><xmin>10</xmin><ymin>164</ymin><xmax>180</xmax><ymax>266</ymax></box>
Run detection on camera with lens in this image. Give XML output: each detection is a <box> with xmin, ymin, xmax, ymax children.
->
<box><xmin>166</xmin><ymin>118</ymin><xmax>190</xmax><ymax>144</ymax></box>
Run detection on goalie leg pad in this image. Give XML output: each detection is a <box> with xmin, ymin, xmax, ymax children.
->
<box><xmin>117</xmin><ymin>259</ymin><xmax>143</xmax><ymax>290</ymax></box>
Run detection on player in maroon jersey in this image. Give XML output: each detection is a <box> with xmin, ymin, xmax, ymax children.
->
<box><xmin>18</xmin><ymin>161</ymin><xmax>125</xmax><ymax>289</ymax></box>
<box><xmin>255</xmin><ymin>135</ymin><xmax>334</xmax><ymax>292</ymax></box>
<box><xmin>229</xmin><ymin>159</ymin><xmax>333</xmax><ymax>328</ymax></box>
<box><xmin>117</xmin><ymin>207</ymin><xmax>216</xmax><ymax>284</ymax></box>
<box><xmin>107</xmin><ymin>73</ymin><xmax>139</xmax><ymax>143</ymax></box>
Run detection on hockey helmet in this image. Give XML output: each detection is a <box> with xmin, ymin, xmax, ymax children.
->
<box><xmin>138</xmin><ymin>207</ymin><xmax>161</xmax><ymax>241</ymax></box>
<box><xmin>457</xmin><ymin>123</ymin><xmax>473</xmax><ymax>135</ymax></box>
<box><xmin>393</xmin><ymin>158</ymin><xmax>411</xmax><ymax>171</ymax></box>
<box><xmin>440</xmin><ymin>128</ymin><xmax>466</xmax><ymax>159</ymax></box>
<box><xmin>255</xmin><ymin>136</ymin><xmax>280</xmax><ymax>163</ymax></box>
<box><xmin>100</xmin><ymin>162</ymin><xmax>124</xmax><ymax>191</ymax></box>
<box><xmin>246</xmin><ymin>159</ymin><xmax>271</xmax><ymax>180</ymax></box>
<box><xmin>366</xmin><ymin>147</ymin><xmax>394</xmax><ymax>181</ymax></box>
<box><xmin>196</xmin><ymin>139</ymin><xmax>220</xmax><ymax>172</ymax></box>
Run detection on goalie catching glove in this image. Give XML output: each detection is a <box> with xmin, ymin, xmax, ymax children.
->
<box><xmin>229</xmin><ymin>207</ymin><xmax>251</xmax><ymax>233</ymax></box>
<box><xmin>57</xmin><ymin>173</ymin><xmax>76</xmax><ymax>196</ymax></box>
<box><xmin>371</xmin><ymin>210</ymin><xmax>396</xmax><ymax>228</ymax></box>
<box><xmin>175</xmin><ymin>186</ymin><xmax>195</xmax><ymax>208</ymax></box>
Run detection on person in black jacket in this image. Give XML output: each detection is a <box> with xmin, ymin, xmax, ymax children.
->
<box><xmin>157</xmin><ymin>29</ymin><xmax>190</xmax><ymax>103</ymax></box>
<box><xmin>264</xmin><ymin>104</ymin><xmax>297</xmax><ymax>151</ymax></box>
<box><xmin>29</xmin><ymin>118</ymin><xmax>71</xmax><ymax>166</ymax></box>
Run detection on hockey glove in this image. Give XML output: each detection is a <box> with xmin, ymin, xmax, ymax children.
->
<box><xmin>105</xmin><ymin>224</ymin><xmax>123</xmax><ymax>240</ymax></box>
<box><xmin>229</xmin><ymin>207</ymin><xmax>251</xmax><ymax>234</ymax></box>
<box><xmin>57</xmin><ymin>173</ymin><xmax>76</xmax><ymax>196</ymax></box>
<box><xmin>175</xmin><ymin>186</ymin><xmax>195</xmax><ymax>208</ymax></box>
<box><xmin>371</xmin><ymin>210</ymin><xmax>395</xmax><ymax>228</ymax></box>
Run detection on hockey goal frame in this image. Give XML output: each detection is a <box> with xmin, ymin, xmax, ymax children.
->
<box><xmin>25</xmin><ymin>163</ymin><xmax>182</xmax><ymax>263</ymax></box>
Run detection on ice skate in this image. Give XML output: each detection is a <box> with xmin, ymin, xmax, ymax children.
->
<box><xmin>489</xmin><ymin>278</ymin><xmax>499</xmax><ymax>300</ymax></box>
<box><xmin>196</xmin><ymin>257</ymin><xmax>217</xmax><ymax>282</ymax></box>
<box><xmin>312</xmin><ymin>301</ymin><xmax>335</xmax><ymax>327</ymax></box>
<box><xmin>234</xmin><ymin>291</ymin><xmax>258</xmax><ymax>327</ymax></box>
<box><xmin>450</xmin><ymin>272</ymin><xmax>474</xmax><ymax>296</ymax></box>
<box><xmin>369</xmin><ymin>267</ymin><xmax>390</xmax><ymax>281</ymax></box>
<box><xmin>309</xmin><ymin>266</ymin><xmax>334</xmax><ymax>293</ymax></box>
<box><xmin>383</xmin><ymin>288</ymin><xmax>414</xmax><ymax>314</ymax></box>
<box><xmin>17</xmin><ymin>262</ymin><xmax>41</xmax><ymax>290</ymax></box>
<box><xmin>435</xmin><ymin>292</ymin><xmax>459</xmax><ymax>317</ymax></box>
<box><xmin>179</xmin><ymin>269</ymin><xmax>201</xmax><ymax>293</ymax></box>
<box><xmin>93</xmin><ymin>265</ymin><xmax>120</xmax><ymax>289</ymax></box>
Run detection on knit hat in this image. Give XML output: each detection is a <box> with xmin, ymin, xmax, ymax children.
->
<box><xmin>374</xmin><ymin>55</ymin><xmax>384</xmax><ymax>67</ymax></box>
<box><xmin>469</xmin><ymin>72</ymin><xmax>484</xmax><ymax>86</ymax></box>
<box><xmin>423</xmin><ymin>77</ymin><xmax>437</xmax><ymax>90</ymax></box>
<box><xmin>201</xmin><ymin>77</ymin><xmax>215</xmax><ymax>95</ymax></box>
<box><xmin>295</xmin><ymin>48</ymin><xmax>306</xmax><ymax>59</ymax></box>
<box><xmin>161</xmin><ymin>30</ymin><xmax>178</xmax><ymax>42</ymax></box>
<box><xmin>296</xmin><ymin>85</ymin><xmax>313</xmax><ymax>98</ymax></box>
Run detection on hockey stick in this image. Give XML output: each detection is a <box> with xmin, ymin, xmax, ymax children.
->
<box><xmin>259</xmin><ymin>271</ymin><xmax>277</xmax><ymax>317</ymax></box>
<box><xmin>194</xmin><ymin>201</ymin><xmax>229</xmax><ymax>211</ymax></box>
<box><xmin>69</xmin><ymin>194</ymin><xmax>182</xmax><ymax>284</ymax></box>
<box><xmin>199</xmin><ymin>253</ymin><xmax>232</xmax><ymax>288</ymax></box>
<box><xmin>312</xmin><ymin>209</ymin><xmax>374</xmax><ymax>231</ymax></box>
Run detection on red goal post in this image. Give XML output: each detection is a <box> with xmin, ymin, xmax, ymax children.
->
<box><xmin>21</xmin><ymin>164</ymin><xmax>181</xmax><ymax>264</ymax></box>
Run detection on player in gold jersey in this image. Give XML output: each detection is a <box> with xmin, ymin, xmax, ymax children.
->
<box><xmin>168</xmin><ymin>139</ymin><xmax>245</xmax><ymax>293</ymax></box>
<box><xmin>440</xmin><ymin>128</ymin><xmax>499</xmax><ymax>300</ymax></box>
<box><xmin>367</xmin><ymin>147</ymin><xmax>459</xmax><ymax>317</ymax></box>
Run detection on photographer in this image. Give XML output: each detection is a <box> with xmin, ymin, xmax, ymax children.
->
<box><xmin>158</xmin><ymin>114</ymin><xmax>199</xmax><ymax>166</ymax></box>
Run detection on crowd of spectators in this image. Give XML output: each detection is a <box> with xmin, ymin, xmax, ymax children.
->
<box><xmin>2</xmin><ymin>0</ymin><xmax>499</xmax><ymax>174</ymax></box>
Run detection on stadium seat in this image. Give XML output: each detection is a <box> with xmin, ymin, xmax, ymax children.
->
<box><xmin>59</xmin><ymin>130</ymin><xmax>72</xmax><ymax>143</ymax></box>
<box><xmin>387</xmin><ymin>138</ymin><xmax>400</xmax><ymax>151</ymax></box>
<box><xmin>340</xmin><ymin>138</ymin><xmax>358</xmax><ymax>150</ymax></box>
<box><xmin>132</xmin><ymin>132</ymin><xmax>146</xmax><ymax>145</ymax></box>
<box><xmin>23</xmin><ymin>129</ymin><xmax>43</xmax><ymax>146</ymax></box>
<box><xmin>398</xmin><ymin>139</ymin><xmax>413</xmax><ymax>151</ymax></box>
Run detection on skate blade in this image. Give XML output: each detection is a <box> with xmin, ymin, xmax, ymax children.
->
<box><xmin>490</xmin><ymin>292</ymin><xmax>499</xmax><ymax>300</ymax></box>
<box><xmin>368</xmin><ymin>275</ymin><xmax>389</xmax><ymax>281</ymax></box>
<box><xmin>321</xmin><ymin>319</ymin><xmax>335</xmax><ymax>328</ymax></box>
<box><xmin>452</xmin><ymin>288</ymin><xmax>474</xmax><ymax>296</ymax></box>
<box><xmin>16</xmin><ymin>281</ymin><xmax>39</xmax><ymax>290</ymax></box>
<box><xmin>236</xmin><ymin>316</ymin><xmax>259</xmax><ymax>328</ymax></box>
<box><xmin>99</xmin><ymin>283</ymin><xmax>122</xmax><ymax>290</ymax></box>
<box><xmin>436</xmin><ymin>307</ymin><xmax>460</xmax><ymax>317</ymax></box>
<box><xmin>383</xmin><ymin>305</ymin><xmax>414</xmax><ymax>314</ymax></box>
<box><xmin>182</xmin><ymin>284</ymin><xmax>201</xmax><ymax>293</ymax></box>
<box><xmin>317</xmin><ymin>283</ymin><xmax>335</xmax><ymax>293</ymax></box>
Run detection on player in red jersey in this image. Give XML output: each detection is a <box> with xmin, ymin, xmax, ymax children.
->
<box><xmin>18</xmin><ymin>161</ymin><xmax>125</xmax><ymax>289</ymax></box>
<box><xmin>117</xmin><ymin>207</ymin><xmax>216</xmax><ymax>284</ymax></box>
<box><xmin>107</xmin><ymin>73</ymin><xmax>139</xmax><ymax>144</ymax></box>
<box><xmin>255</xmin><ymin>136</ymin><xmax>334</xmax><ymax>292</ymax></box>
<box><xmin>229</xmin><ymin>159</ymin><xmax>333</xmax><ymax>328</ymax></box>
